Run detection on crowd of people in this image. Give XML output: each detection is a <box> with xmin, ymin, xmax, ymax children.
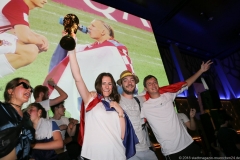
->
<box><xmin>0</xmin><ymin>57</ymin><xmax>213</xmax><ymax>160</ymax></box>
<box><xmin>2</xmin><ymin>0</ymin><xmax>239</xmax><ymax>159</ymax></box>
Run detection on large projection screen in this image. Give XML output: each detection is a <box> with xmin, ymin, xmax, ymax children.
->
<box><xmin>0</xmin><ymin>0</ymin><xmax>169</xmax><ymax>120</ymax></box>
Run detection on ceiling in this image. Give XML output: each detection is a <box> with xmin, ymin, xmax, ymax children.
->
<box><xmin>93</xmin><ymin>0</ymin><xmax>240</xmax><ymax>60</ymax></box>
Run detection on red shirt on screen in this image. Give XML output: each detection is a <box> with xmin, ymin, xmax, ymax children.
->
<box><xmin>0</xmin><ymin>0</ymin><xmax>29</xmax><ymax>33</ymax></box>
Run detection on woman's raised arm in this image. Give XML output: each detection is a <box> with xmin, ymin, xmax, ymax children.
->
<box><xmin>68</xmin><ymin>50</ymin><xmax>91</xmax><ymax>104</ymax></box>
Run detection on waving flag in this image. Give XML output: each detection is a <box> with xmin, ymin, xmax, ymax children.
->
<box><xmin>144</xmin><ymin>82</ymin><xmax>187</xmax><ymax>101</ymax></box>
<box><xmin>43</xmin><ymin>40</ymin><xmax>134</xmax><ymax>120</ymax></box>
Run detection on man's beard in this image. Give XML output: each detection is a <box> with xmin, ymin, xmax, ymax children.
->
<box><xmin>122</xmin><ymin>85</ymin><xmax>136</xmax><ymax>95</ymax></box>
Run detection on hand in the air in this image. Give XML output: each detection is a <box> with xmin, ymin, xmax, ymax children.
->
<box><xmin>200</xmin><ymin>60</ymin><xmax>213</xmax><ymax>73</ymax></box>
<box><xmin>47</xmin><ymin>78</ymin><xmax>56</xmax><ymax>87</ymax></box>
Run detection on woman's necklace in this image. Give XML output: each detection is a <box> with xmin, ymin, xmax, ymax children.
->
<box><xmin>10</xmin><ymin>103</ymin><xmax>23</xmax><ymax>117</ymax></box>
<box><xmin>10</xmin><ymin>103</ymin><xmax>22</xmax><ymax>108</ymax></box>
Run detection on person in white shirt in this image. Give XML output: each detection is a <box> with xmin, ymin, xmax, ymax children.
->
<box><xmin>141</xmin><ymin>60</ymin><xmax>212</xmax><ymax>159</ymax></box>
<box><xmin>68</xmin><ymin>48</ymin><xmax>128</xmax><ymax>160</ymax></box>
<box><xmin>177</xmin><ymin>108</ymin><xmax>196</xmax><ymax>130</ymax></box>
<box><xmin>27</xmin><ymin>103</ymin><xmax>63</xmax><ymax>160</ymax></box>
<box><xmin>50</xmin><ymin>101</ymin><xmax>77</xmax><ymax>160</ymax></box>
<box><xmin>33</xmin><ymin>78</ymin><xmax>68</xmax><ymax>118</ymax></box>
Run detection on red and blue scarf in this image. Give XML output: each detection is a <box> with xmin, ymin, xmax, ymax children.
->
<box><xmin>144</xmin><ymin>81</ymin><xmax>187</xmax><ymax>100</ymax></box>
<box><xmin>78</xmin><ymin>95</ymin><xmax>139</xmax><ymax>159</ymax></box>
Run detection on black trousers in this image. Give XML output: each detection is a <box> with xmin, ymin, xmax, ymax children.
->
<box><xmin>165</xmin><ymin>142</ymin><xmax>203</xmax><ymax>160</ymax></box>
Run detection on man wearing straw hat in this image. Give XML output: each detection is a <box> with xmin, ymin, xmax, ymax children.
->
<box><xmin>117</xmin><ymin>70</ymin><xmax>158</xmax><ymax>160</ymax></box>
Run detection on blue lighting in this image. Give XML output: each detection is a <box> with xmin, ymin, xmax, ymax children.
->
<box><xmin>175</xmin><ymin>14</ymin><xmax>205</xmax><ymax>33</ymax></box>
<box><xmin>177</xmin><ymin>93</ymin><xmax>187</xmax><ymax>98</ymax></box>
<box><xmin>214</xmin><ymin>59</ymin><xmax>236</xmax><ymax>99</ymax></box>
<box><xmin>177</xmin><ymin>93</ymin><xmax>233</xmax><ymax>100</ymax></box>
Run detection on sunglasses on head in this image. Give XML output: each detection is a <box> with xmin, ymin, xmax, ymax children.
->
<box><xmin>17</xmin><ymin>82</ymin><xmax>33</xmax><ymax>93</ymax></box>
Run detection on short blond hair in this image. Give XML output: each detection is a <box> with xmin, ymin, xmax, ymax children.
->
<box><xmin>98</xmin><ymin>20</ymin><xmax>114</xmax><ymax>38</ymax></box>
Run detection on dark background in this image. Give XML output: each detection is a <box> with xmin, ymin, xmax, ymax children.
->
<box><xmin>92</xmin><ymin>0</ymin><xmax>240</xmax><ymax>158</ymax></box>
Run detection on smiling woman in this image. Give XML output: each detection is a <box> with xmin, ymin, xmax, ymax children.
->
<box><xmin>0</xmin><ymin>77</ymin><xmax>35</xmax><ymax>160</ymax></box>
<box><xmin>68</xmin><ymin>46</ymin><xmax>139</xmax><ymax>159</ymax></box>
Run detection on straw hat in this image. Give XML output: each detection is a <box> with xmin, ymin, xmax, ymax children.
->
<box><xmin>117</xmin><ymin>70</ymin><xmax>139</xmax><ymax>85</ymax></box>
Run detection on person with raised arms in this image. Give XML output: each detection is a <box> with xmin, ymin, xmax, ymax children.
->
<box><xmin>68</xmin><ymin>47</ymin><xmax>138</xmax><ymax>160</ymax></box>
<box><xmin>141</xmin><ymin>60</ymin><xmax>212</xmax><ymax>159</ymax></box>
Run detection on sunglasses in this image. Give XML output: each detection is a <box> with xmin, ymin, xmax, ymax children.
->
<box><xmin>16</xmin><ymin>82</ymin><xmax>33</xmax><ymax>93</ymax></box>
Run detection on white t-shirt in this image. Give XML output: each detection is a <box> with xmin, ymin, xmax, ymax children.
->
<box><xmin>141</xmin><ymin>87</ymin><xmax>193</xmax><ymax>156</ymax></box>
<box><xmin>50</xmin><ymin>116</ymin><xmax>69</xmax><ymax>140</ymax></box>
<box><xmin>177</xmin><ymin>113</ymin><xmax>190</xmax><ymax>130</ymax></box>
<box><xmin>50</xmin><ymin>116</ymin><xmax>69</xmax><ymax>152</ymax></box>
<box><xmin>81</xmin><ymin>98</ymin><xmax>126</xmax><ymax>160</ymax></box>
<box><xmin>120</xmin><ymin>95</ymin><xmax>149</xmax><ymax>152</ymax></box>
<box><xmin>35</xmin><ymin>118</ymin><xmax>60</xmax><ymax>140</ymax></box>
<box><xmin>0</xmin><ymin>33</ymin><xmax>17</xmax><ymax>54</ymax></box>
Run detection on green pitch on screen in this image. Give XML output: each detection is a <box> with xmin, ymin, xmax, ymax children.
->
<box><xmin>0</xmin><ymin>1</ymin><xmax>168</xmax><ymax>101</ymax></box>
